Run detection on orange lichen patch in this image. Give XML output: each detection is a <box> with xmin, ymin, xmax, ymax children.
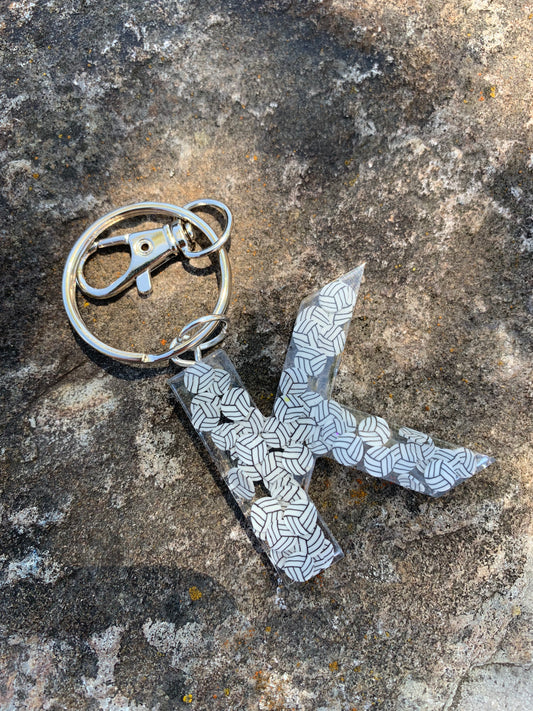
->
<box><xmin>188</xmin><ymin>586</ymin><xmax>202</xmax><ymax>601</ymax></box>
<box><xmin>329</xmin><ymin>660</ymin><xmax>339</xmax><ymax>672</ymax></box>
<box><xmin>350</xmin><ymin>489</ymin><xmax>368</xmax><ymax>504</ymax></box>
<box><xmin>253</xmin><ymin>670</ymin><xmax>269</xmax><ymax>692</ymax></box>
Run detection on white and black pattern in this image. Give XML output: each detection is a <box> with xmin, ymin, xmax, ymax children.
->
<box><xmin>234</xmin><ymin>432</ymin><xmax>268</xmax><ymax>467</ymax></box>
<box><xmin>245</xmin><ymin>407</ymin><xmax>267</xmax><ymax>434</ymax></box>
<box><xmin>293</xmin><ymin>347</ymin><xmax>327</xmax><ymax>377</ymax></box>
<box><xmin>268</xmin><ymin>474</ymin><xmax>307</xmax><ymax>503</ymax></box>
<box><xmin>299</xmin><ymin>389</ymin><xmax>325</xmax><ymax>409</ymax></box>
<box><xmin>191</xmin><ymin>408</ymin><xmax>220</xmax><ymax>433</ymax></box>
<box><xmin>191</xmin><ymin>391</ymin><xmax>221</xmax><ymax>415</ymax></box>
<box><xmin>329</xmin><ymin>400</ymin><xmax>358</xmax><ymax>430</ymax></box>
<box><xmin>184</xmin><ymin>362</ymin><xmax>216</xmax><ymax>394</ymax></box>
<box><xmin>399</xmin><ymin>427</ymin><xmax>434</xmax><ymax>446</ymax></box>
<box><xmin>238</xmin><ymin>463</ymin><xmax>263</xmax><ymax>484</ymax></box>
<box><xmin>282</xmin><ymin>551</ymin><xmax>317</xmax><ymax>583</ymax></box>
<box><xmin>170</xmin><ymin>263</ymin><xmax>491</xmax><ymax>584</ymax></box>
<box><xmin>291</xmin><ymin>417</ymin><xmax>316</xmax><ymax>444</ymax></box>
<box><xmin>273</xmin><ymin>394</ymin><xmax>309</xmax><ymax>421</ymax></box>
<box><xmin>279</xmin><ymin>367</ymin><xmax>309</xmax><ymax>396</ymax></box>
<box><xmin>295</xmin><ymin>304</ymin><xmax>334</xmax><ymax>331</ymax></box>
<box><xmin>277</xmin><ymin>443</ymin><xmax>314</xmax><ymax>478</ymax></box>
<box><xmin>402</xmin><ymin>431</ymin><xmax>437</xmax><ymax>461</ymax></box>
<box><xmin>250</xmin><ymin>497</ymin><xmax>284</xmax><ymax>546</ymax></box>
<box><xmin>261</xmin><ymin>417</ymin><xmax>295</xmax><ymax>448</ymax></box>
<box><xmin>308</xmin><ymin>397</ymin><xmax>331</xmax><ymax>424</ymax></box>
<box><xmin>364</xmin><ymin>445</ymin><xmax>399</xmax><ymax>478</ymax></box>
<box><xmin>429</xmin><ymin>447</ymin><xmax>456</xmax><ymax>463</ymax></box>
<box><xmin>397</xmin><ymin>473</ymin><xmax>427</xmax><ymax>493</ymax></box>
<box><xmin>320</xmin><ymin>415</ymin><xmax>347</xmax><ymax>449</ymax></box>
<box><xmin>358</xmin><ymin>415</ymin><xmax>391</xmax><ymax>446</ymax></box>
<box><xmin>279</xmin><ymin>499</ymin><xmax>318</xmax><ymax>539</ymax></box>
<box><xmin>268</xmin><ymin>546</ymin><xmax>287</xmax><ymax>568</ymax></box>
<box><xmin>392</xmin><ymin>442</ymin><xmax>427</xmax><ymax>475</ymax></box>
<box><xmin>420</xmin><ymin>439</ymin><xmax>436</xmax><ymax>460</ymax></box>
<box><xmin>306</xmin><ymin>425</ymin><xmax>330</xmax><ymax>455</ymax></box>
<box><xmin>210</xmin><ymin>421</ymin><xmax>245</xmax><ymax>451</ymax></box>
<box><xmin>311</xmin><ymin>538</ymin><xmax>336</xmax><ymax>571</ymax></box>
<box><xmin>331</xmin><ymin>305</ymin><xmax>355</xmax><ymax>327</ymax></box>
<box><xmin>210</xmin><ymin>368</ymin><xmax>232</xmax><ymax>396</ymax></box>
<box><xmin>318</xmin><ymin>281</ymin><xmax>356</xmax><ymax>313</ymax></box>
<box><xmin>257</xmin><ymin>454</ymin><xmax>290</xmax><ymax>485</ymax></box>
<box><xmin>450</xmin><ymin>447</ymin><xmax>476</xmax><ymax>479</ymax></box>
<box><xmin>257</xmin><ymin>452</ymin><xmax>280</xmax><ymax>488</ymax></box>
<box><xmin>431</xmin><ymin>447</ymin><xmax>476</xmax><ymax>481</ymax></box>
<box><xmin>331</xmin><ymin>434</ymin><xmax>364</xmax><ymax>466</ymax></box>
<box><xmin>269</xmin><ymin>532</ymin><xmax>304</xmax><ymax>555</ymax></box>
<box><xmin>305</xmin><ymin>525</ymin><xmax>326</xmax><ymax>557</ymax></box>
<box><xmin>190</xmin><ymin>393</ymin><xmax>221</xmax><ymax>432</ymax></box>
<box><xmin>220</xmin><ymin>387</ymin><xmax>253</xmax><ymax>420</ymax></box>
<box><xmin>316</xmin><ymin>324</ymin><xmax>346</xmax><ymax>357</ymax></box>
<box><xmin>423</xmin><ymin>458</ymin><xmax>459</xmax><ymax>493</ymax></box>
<box><xmin>292</xmin><ymin>320</ymin><xmax>321</xmax><ymax>351</ymax></box>
<box><xmin>225</xmin><ymin>467</ymin><xmax>256</xmax><ymax>501</ymax></box>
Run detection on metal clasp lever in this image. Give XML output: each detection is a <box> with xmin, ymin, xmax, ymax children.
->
<box><xmin>76</xmin><ymin>222</ymin><xmax>193</xmax><ymax>299</ymax></box>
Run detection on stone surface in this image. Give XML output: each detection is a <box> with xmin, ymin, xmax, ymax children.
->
<box><xmin>0</xmin><ymin>1</ymin><xmax>532</xmax><ymax>710</ymax></box>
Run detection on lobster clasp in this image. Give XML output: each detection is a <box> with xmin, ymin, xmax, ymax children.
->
<box><xmin>76</xmin><ymin>222</ymin><xmax>190</xmax><ymax>299</ymax></box>
<box><xmin>63</xmin><ymin>200</ymin><xmax>232</xmax><ymax>365</ymax></box>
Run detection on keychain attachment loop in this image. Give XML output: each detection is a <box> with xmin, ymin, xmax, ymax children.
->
<box><xmin>62</xmin><ymin>201</ymin><xmax>232</xmax><ymax>365</ymax></box>
<box><xmin>169</xmin><ymin>314</ymin><xmax>229</xmax><ymax>367</ymax></box>
<box><xmin>179</xmin><ymin>199</ymin><xmax>232</xmax><ymax>259</ymax></box>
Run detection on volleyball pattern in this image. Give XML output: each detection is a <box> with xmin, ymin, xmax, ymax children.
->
<box><xmin>182</xmin><ymin>359</ymin><xmax>335</xmax><ymax>582</ymax></box>
<box><xmin>176</xmin><ymin>271</ymin><xmax>487</xmax><ymax>582</ymax></box>
<box><xmin>272</xmin><ymin>370</ymin><xmax>477</xmax><ymax>494</ymax></box>
<box><xmin>272</xmin><ymin>276</ymin><xmax>479</xmax><ymax>497</ymax></box>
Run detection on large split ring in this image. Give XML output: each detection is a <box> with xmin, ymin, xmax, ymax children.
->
<box><xmin>62</xmin><ymin>200</ymin><xmax>232</xmax><ymax>365</ymax></box>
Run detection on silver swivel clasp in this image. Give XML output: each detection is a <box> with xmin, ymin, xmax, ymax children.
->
<box><xmin>76</xmin><ymin>222</ymin><xmax>182</xmax><ymax>298</ymax></box>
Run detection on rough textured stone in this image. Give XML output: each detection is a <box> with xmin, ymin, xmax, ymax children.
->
<box><xmin>0</xmin><ymin>1</ymin><xmax>531</xmax><ymax>710</ymax></box>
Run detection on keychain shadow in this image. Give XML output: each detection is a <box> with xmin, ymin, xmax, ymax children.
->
<box><xmin>170</xmin><ymin>397</ymin><xmax>281</xmax><ymax>590</ymax></box>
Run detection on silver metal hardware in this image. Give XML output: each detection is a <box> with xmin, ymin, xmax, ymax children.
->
<box><xmin>75</xmin><ymin>199</ymin><xmax>232</xmax><ymax>300</ymax></box>
<box><xmin>170</xmin><ymin>314</ymin><xmax>229</xmax><ymax>367</ymax></box>
<box><xmin>76</xmin><ymin>224</ymin><xmax>180</xmax><ymax>299</ymax></box>
<box><xmin>62</xmin><ymin>200</ymin><xmax>232</xmax><ymax>365</ymax></box>
<box><xmin>177</xmin><ymin>199</ymin><xmax>232</xmax><ymax>259</ymax></box>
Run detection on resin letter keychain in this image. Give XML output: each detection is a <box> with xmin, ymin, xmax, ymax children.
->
<box><xmin>63</xmin><ymin>200</ymin><xmax>494</xmax><ymax>583</ymax></box>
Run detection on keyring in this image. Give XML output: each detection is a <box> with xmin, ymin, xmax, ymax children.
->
<box><xmin>62</xmin><ymin>200</ymin><xmax>232</xmax><ymax>365</ymax></box>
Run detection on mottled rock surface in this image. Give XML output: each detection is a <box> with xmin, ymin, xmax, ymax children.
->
<box><xmin>1</xmin><ymin>1</ymin><xmax>532</xmax><ymax>709</ymax></box>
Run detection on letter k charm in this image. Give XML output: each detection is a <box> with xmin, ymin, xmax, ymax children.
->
<box><xmin>170</xmin><ymin>264</ymin><xmax>494</xmax><ymax>582</ymax></box>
